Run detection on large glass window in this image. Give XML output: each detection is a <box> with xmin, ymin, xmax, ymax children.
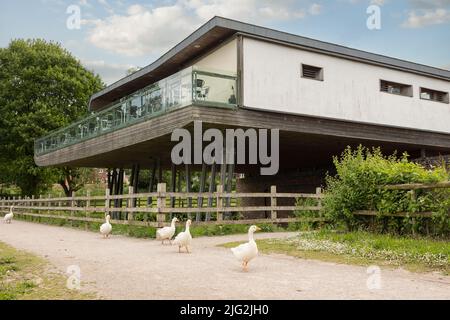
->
<box><xmin>35</xmin><ymin>67</ymin><xmax>237</xmax><ymax>155</ymax></box>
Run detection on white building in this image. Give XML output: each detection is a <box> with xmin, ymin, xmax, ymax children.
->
<box><xmin>35</xmin><ymin>16</ymin><xmax>450</xmax><ymax>196</ymax></box>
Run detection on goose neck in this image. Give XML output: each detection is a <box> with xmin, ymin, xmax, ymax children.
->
<box><xmin>248</xmin><ymin>230</ymin><xmax>255</xmax><ymax>242</ymax></box>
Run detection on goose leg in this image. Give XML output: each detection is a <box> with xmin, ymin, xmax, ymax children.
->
<box><xmin>186</xmin><ymin>246</ymin><xmax>190</xmax><ymax>254</ymax></box>
<box><xmin>178</xmin><ymin>246</ymin><xmax>181</xmax><ymax>253</ymax></box>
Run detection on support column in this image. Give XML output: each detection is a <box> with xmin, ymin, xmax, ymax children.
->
<box><xmin>197</xmin><ymin>163</ymin><xmax>207</xmax><ymax>222</ymax></box>
<box><xmin>224</xmin><ymin>162</ymin><xmax>235</xmax><ymax>219</ymax></box>
<box><xmin>147</xmin><ymin>159</ymin><xmax>157</xmax><ymax>206</ymax></box>
<box><xmin>177</xmin><ymin>169</ymin><xmax>183</xmax><ymax>208</ymax></box>
<box><xmin>206</xmin><ymin>164</ymin><xmax>216</xmax><ymax>221</ymax></box>
<box><xmin>132</xmin><ymin>163</ymin><xmax>140</xmax><ymax>207</ymax></box>
<box><xmin>185</xmin><ymin>164</ymin><xmax>192</xmax><ymax>220</ymax></box>
<box><xmin>157</xmin><ymin>158</ymin><xmax>162</xmax><ymax>185</ymax></box>
<box><xmin>117</xmin><ymin>168</ymin><xmax>124</xmax><ymax>219</ymax></box>
<box><xmin>112</xmin><ymin>168</ymin><xmax>119</xmax><ymax>219</ymax></box>
<box><xmin>170</xmin><ymin>163</ymin><xmax>177</xmax><ymax>219</ymax></box>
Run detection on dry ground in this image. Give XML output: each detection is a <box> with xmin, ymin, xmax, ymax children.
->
<box><xmin>0</xmin><ymin>220</ymin><xmax>449</xmax><ymax>299</ymax></box>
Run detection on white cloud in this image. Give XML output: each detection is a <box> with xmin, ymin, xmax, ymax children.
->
<box><xmin>187</xmin><ymin>0</ymin><xmax>307</xmax><ymax>22</ymax></box>
<box><xmin>82</xmin><ymin>59</ymin><xmax>137</xmax><ymax>85</ymax></box>
<box><xmin>84</xmin><ymin>0</ymin><xmax>322</xmax><ymax>57</ymax></box>
<box><xmin>78</xmin><ymin>0</ymin><xmax>93</xmax><ymax>7</ymax></box>
<box><xmin>85</xmin><ymin>4</ymin><xmax>198</xmax><ymax>57</ymax></box>
<box><xmin>402</xmin><ymin>8</ymin><xmax>450</xmax><ymax>28</ymax></box>
<box><xmin>402</xmin><ymin>0</ymin><xmax>450</xmax><ymax>28</ymax></box>
<box><xmin>308</xmin><ymin>3</ymin><xmax>322</xmax><ymax>15</ymax></box>
<box><xmin>408</xmin><ymin>0</ymin><xmax>450</xmax><ymax>9</ymax></box>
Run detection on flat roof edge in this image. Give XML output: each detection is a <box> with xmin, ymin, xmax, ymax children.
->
<box><xmin>89</xmin><ymin>16</ymin><xmax>450</xmax><ymax>110</ymax></box>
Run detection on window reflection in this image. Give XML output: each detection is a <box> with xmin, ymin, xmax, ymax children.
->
<box><xmin>35</xmin><ymin>67</ymin><xmax>237</xmax><ymax>155</ymax></box>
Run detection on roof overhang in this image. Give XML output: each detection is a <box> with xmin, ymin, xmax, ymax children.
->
<box><xmin>89</xmin><ymin>16</ymin><xmax>450</xmax><ymax>112</ymax></box>
<box><xmin>35</xmin><ymin>106</ymin><xmax>450</xmax><ymax>168</ymax></box>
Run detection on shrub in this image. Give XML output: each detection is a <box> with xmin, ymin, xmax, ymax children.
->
<box><xmin>323</xmin><ymin>146</ymin><xmax>449</xmax><ymax>236</ymax></box>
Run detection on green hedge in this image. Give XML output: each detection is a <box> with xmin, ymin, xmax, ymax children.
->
<box><xmin>323</xmin><ymin>146</ymin><xmax>449</xmax><ymax>236</ymax></box>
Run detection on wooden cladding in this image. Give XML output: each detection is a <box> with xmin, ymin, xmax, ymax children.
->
<box><xmin>301</xmin><ymin>64</ymin><xmax>323</xmax><ymax>81</ymax></box>
<box><xmin>380</xmin><ymin>80</ymin><xmax>413</xmax><ymax>97</ymax></box>
<box><xmin>420</xmin><ymin>87</ymin><xmax>449</xmax><ymax>104</ymax></box>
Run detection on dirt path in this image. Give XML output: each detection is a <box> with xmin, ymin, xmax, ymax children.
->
<box><xmin>0</xmin><ymin>220</ymin><xmax>449</xmax><ymax>299</ymax></box>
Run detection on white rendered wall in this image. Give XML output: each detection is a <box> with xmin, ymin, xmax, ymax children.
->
<box><xmin>243</xmin><ymin>37</ymin><xmax>450</xmax><ymax>134</ymax></box>
<box><xmin>193</xmin><ymin>39</ymin><xmax>237</xmax><ymax>103</ymax></box>
<box><xmin>194</xmin><ymin>38</ymin><xmax>237</xmax><ymax>73</ymax></box>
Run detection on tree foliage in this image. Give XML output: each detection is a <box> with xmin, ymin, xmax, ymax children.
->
<box><xmin>0</xmin><ymin>39</ymin><xmax>104</xmax><ymax>195</ymax></box>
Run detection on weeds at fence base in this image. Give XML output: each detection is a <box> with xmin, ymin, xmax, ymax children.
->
<box><xmin>15</xmin><ymin>214</ymin><xmax>308</xmax><ymax>238</ymax></box>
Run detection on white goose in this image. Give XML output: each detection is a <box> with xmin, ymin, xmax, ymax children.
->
<box><xmin>156</xmin><ymin>217</ymin><xmax>179</xmax><ymax>245</ymax></box>
<box><xmin>231</xmin><ymin>225</ymin><xmax>261</xmax><ymax>271</ymax></box>
<box><xmin>173</xmin><ymin>219</ymin><xmax>192</xmax><ymax>253</ymax></box>
<box><xmin>100</xmin><ymin>214</ymin><xmax>112</xmax><ymax>238</ymax></box>
<box><xmin>4</xmin><ymin>206</ymin><xmax>14</xmax><ymax>224</ymax></box>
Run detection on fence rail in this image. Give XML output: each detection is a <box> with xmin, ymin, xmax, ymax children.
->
<box><xmin>355</xmin><ymin>181</ymin><xmax>450</xmax><ymax>219</ymax></box>
<box><xmin>382</xmin><ymin>181</ymin><xmax>450</xmax><ymax>190</ymax></box>
<box><xmin>0</xmin><ymin>184</ymin><xmax>324</xmax><ymax>227</ymax></box>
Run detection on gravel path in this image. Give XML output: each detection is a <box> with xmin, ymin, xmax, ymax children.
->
<box><xmin>0</xmin><ymin>220</ymin><xmax>449</xmax><ymax>300</ymax></box>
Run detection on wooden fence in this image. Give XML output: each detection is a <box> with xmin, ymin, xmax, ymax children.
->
<box><xmin>354</xmin><ymin>181</ymin><xmax>450</xmax><ymax>218</ymax></box>
<box><xmin>0</xmin><ymin>184</ymin><xmax>324</xmax><ymax>227</ymax></box>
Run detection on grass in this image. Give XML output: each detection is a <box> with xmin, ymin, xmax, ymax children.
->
<box><xmin>221</xmin><ymin>230</ymin><xmax>450</xmax><ymax>274</ymax></box>
<box><xmin>0</xmin><ymin>241</ymin><xmax>96</xmax><ymax>300</ymax></box>
<box><xmin>15</xmin><ymin>213</ymin><xmax>291</xmax><ymax>239</ymax></box>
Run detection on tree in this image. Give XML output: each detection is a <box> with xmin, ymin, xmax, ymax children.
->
<box><xmin>57</xmin><ymin>167</ymin><xmax>95</xmax><ymax>197</ymax></box>
<box><xmin>126</xmin><ymin>67</ymin><xmax>141</xmax><ymax>75</ymax></box>
<box><xmin>0</xmin><ymin>39</ymin><xmax>104</xmax><ymax>196</ymax></box>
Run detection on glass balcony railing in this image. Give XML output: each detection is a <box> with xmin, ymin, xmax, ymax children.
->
<box><xmin>34</xmin><ymin>67</ymin><xmax>237</xmax><ymax>156</ymax></box>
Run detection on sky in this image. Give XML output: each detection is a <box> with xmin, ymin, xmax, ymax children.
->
<box><xmin>1</xmin><ymin>0</ymin><xmax>450</xmax><ymax>85</ymax></box>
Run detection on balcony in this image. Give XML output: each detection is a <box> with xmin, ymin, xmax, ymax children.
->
<box><xmin>34</xmin><ymin>67</ymin><xmax>237</xmax><ymax>156</ymax></box>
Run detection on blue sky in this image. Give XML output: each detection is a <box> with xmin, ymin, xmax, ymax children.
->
<box><xmin>1</xmin><ymin>0</ymin><xmax>449</xmax><ymax>85</ymax></box>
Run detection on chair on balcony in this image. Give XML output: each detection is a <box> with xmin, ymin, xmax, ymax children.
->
<box><xmin>195</xmin><ymin>79</ymin><xmax>209</xmax><ymax>101</ymax></box>
<box><xmin>101</xmin><ymin>119</ymin><xmax>112</xmax><ymax>131</ymax></box>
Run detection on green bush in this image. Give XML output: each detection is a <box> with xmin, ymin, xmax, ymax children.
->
<box><xmin>323</xmin><ymin>146</ymin><xmax>449</xmax><ymax>236</ymax></box>
<box><xmin>294</xmin><ymin>197</ymin><xmax>324</xmax><ymax>231</ymax></box>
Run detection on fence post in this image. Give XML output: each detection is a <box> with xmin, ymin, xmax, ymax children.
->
<box><xmin>128</xmin><ymin>186</ymin><xmax>134</xmax><ymax>224</ymax></box>
<box><xmin>31</xmin><ymin>195</ymin><xmax>35</xmax><ymax>214</ymax></box>
<box><xmin>270</xmin><ymin>186</ymin><xmax>277</xmax><ymax>220</ymax></box>
<box><xmin>410</xmin><ymin>189</ymin><xmax>416</xmax><ymax>236</ymax></box>
<box><xmin>70</xmin><ymin>191</ymin><xmax>75</xmax><ymax>227</ymax></box>
<box><xmin>85</xmin><ymin>191</ymin><xmax>90</xmax><ymax>231</ymax></box>
<box><xmin>104</xmin><ymin>188</ymin><xmax>110</xmax><ymax>218</ymax></box>
<box><xmin>316</xmin><ymin>187</ymin><xmax>322</xmax><ymax>206</ymax></box>
<box><xmin>316</xmin><ymin>187</ymin><xmax>323</xmax><ymax>225</ymax></box>
<box><xmin>157</xmin><ymin>183</ymin><xmax>166</xmax><ymax>227</ymax></box>
<box><xmin>216</xmin><ymin>184</ymin><xmax>223</xmax><ymax>222</ymax></box>
<box><xmin>47</xmin><ymin>194</ymin><xmax>51</xmax><ymax>215</ymax></box>
<box><xmin>39</xmin><ymin>195</ymin><xmax>42</xmax><ymax>220</ymax></box>
<box><xmin>17</xmin><ymin>196</ymin><xmax>21</xmax><ymax>216</ymax></box>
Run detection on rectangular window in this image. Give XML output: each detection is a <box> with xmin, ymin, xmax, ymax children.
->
<box><xmin>380</xmin><ymin>80</ymin><xmax>413</xmax><ymax>97</ymax></box>
<box><xmin>301</xmin><ymin>64</ymin><xmax>323</xmax><ymax>81</ymax></box>
<box><xmin>420</xmin><ymin>87</ymin><xmax>449</xmax><ymax>104</ymax></box>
